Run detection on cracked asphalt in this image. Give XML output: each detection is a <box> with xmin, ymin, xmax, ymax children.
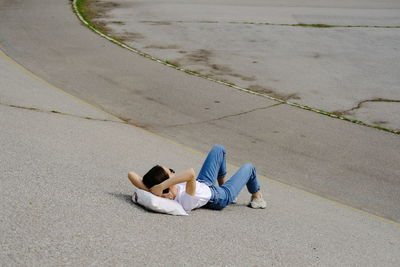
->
<box><xmin>97</xmin><ymin>0</ymin><xmax>400</xmax><ymax>130</ymax></box>
<box><xmin>1</xmin><ymin>36</ymin><xmax>400</xmax><ymax>266</ymax></box>
<box><xmin>0</xmin><ymin>102</ymin><xmax>122</xmax><ymax>124</ymax></box>
<box><xmin>164</xmin><ymin>102</ymin><xmax>284</xmax><ymax>129</ymax></box>
<box><xmin>0</xmin><ymin>0</ymin><xmax>399</xmax><ymax>222</ymax></box>
<box><xmin>1</xmin><ymin>0</ymin><xmax>400</xmax><ymax>265</ymax></box>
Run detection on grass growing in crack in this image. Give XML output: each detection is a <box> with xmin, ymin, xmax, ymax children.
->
<box><xmin>236</xmin><ymin>22</ymin><xmax>333</xmax><ymax>27</ymax></box>
<box><xmin>230</xmin><ymin>21</ymin><xmax>399</xmax><ymax>28</ymax></box>
<box><xmin>297</xmin><ymin>23</ymin><xmax>332</xmax><ymax>28</ymax></box>
<box><xmin>75</xmin><ymin>0</ymin><xmax>111</xmax><ymax>37</ymax></box>
<box><xmin>165</xmin><ymin>60</ymin><xmax>180</xmax><ymax>67</ymax></box>
<box><xmin>75</xmin><ymin>0</ymin><xmax>91</xmax><ymax>25</ymax></box>
<box><xmin>184</xmin><ymin>69</ymin><xmax>200</xmax><ymax>75</ymax></box>
<box><xmin>225</xmin><ymin>82</ymin><xmax>236</xmax><ymax>87</ymax></box>
<box><xmin>9</xmin><ymin>104</ymin><xmax>39</xmax><ymax>111</ymax></box>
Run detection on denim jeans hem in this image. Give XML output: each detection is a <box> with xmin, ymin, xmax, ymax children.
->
<box><xmin>249</xmin><ymin>186</ymin><xmax>261</xmax><ymax>195</ymax></box>
<box><xmin>217</xmin><ymin>172</ymin><xmax>227</xmax><ymax>179</ymax></box>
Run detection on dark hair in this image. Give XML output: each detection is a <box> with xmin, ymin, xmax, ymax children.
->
<box><xmin>142</xmin><ymin>165</ymin><xmax>169</xmax><ymax>190</ymax></box>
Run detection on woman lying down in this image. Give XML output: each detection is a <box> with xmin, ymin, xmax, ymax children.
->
<box><xmin>128</xmin><ymin>145</ymin><xmax>266</xmax><ymax>213</ymax></box>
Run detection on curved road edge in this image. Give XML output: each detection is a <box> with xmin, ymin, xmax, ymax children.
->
<box><xmin>72</xmin><ymin>0</ymin><xmax>399</xmax><ymax>135</ymax></box>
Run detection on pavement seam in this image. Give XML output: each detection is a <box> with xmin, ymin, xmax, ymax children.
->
<box><xmin>0</xmin><ymin>48</ymin><xmax>124</xmax><ymax>124</ymax></box>
<box><xmin>72</xmin><ymin>0</ymin><xmax>400</xmax><ymax>135</ymax></box>
<box><xmin>164</xmin><ymin>102</ymin><xmax>283</xmax><ymax>129</ymax></box>
<box><xmin>1</xmin><ymin>38</ymin><xmax>399</xmax><ymax>228</ymax></box>
<box><xmin>0</xmin><ymin>102</ymin><xmax>125</xmax><ymax>124</ymax></box>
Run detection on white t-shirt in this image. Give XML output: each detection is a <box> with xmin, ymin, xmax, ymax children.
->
<box><xmin>175</xmin><ymin>181</ymin><xmax>211</xmax><ymax>212</ymax></box>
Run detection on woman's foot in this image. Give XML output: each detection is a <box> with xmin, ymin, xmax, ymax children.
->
<box><xmin>248</xmin><ymin>197</ymin><xmax>267</xmax><ymax>209</ymax></box>
<box><xmin>249</xmin><ymin>191</ymin><xmax>266</xmax><ymax>208</ymax></box>
<box><xmin>231</xmin><ymin>197</ymin><xmax>238</xmax><ymax>204</ymax></box>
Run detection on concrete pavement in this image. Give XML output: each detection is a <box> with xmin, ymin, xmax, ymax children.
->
<box><xmin>1</xmin><ymin>47</ymin><xmax>400</xmax><ymax>266</ymax></box>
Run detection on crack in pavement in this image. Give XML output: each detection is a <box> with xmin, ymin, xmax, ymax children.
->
<box><xmin>164</xmin><ymin>102</ymin><xmax>283</xmax><ymax>129</ymax></box>
<box><xmin>140</xmin><ymin>20</ymin><xmax>400</xmax><ymax>28</ymax></box>
<box><xmin>73</xmin><ymin>2</ymin><xmax>400</xmax><ymax>135</ymax></box>
<box><xmin>0</xmin><ymin>102</ymin><xmax>125</xmax><ymax>124</ymax></box>
<box><xmin>332</xmin><ymin>98</ymin><xmax>400</xmax><ymax>116</ymax></box>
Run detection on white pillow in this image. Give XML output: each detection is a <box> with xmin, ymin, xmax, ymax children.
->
<box><xmin>132</xmin><ymin>188</ymin><xmax>188</xmax><ymax>216</ymax></box>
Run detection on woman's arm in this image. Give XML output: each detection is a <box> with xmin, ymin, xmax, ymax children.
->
<box><xmin>150</xmin><ymin>168</ymin><xmax>196</xmax><ymax>196</ymax></box>
<box><xmin>128</xmin><ymin>172</ymin><xmax>149</xmax><ymax>191</ymax></box>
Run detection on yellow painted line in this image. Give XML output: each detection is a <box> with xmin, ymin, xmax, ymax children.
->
<box><xmin>0</xmin><ymin>48</ymin><xmax>123</xmax><ymax>123</ymax></box>
<box><xmin>1</xmin><ymin>47</ymin><xmax>399</xmax><ymax>228</ymax></box>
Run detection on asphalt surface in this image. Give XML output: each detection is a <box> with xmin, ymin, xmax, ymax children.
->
<box><xmin>0</xmin><ymin>0</ymin><xmax>400</xmax><ymax>265</ymax></box>
<box><xmin>1</xmin><ymin>46</ymin><xmax>400</xmax><ymax>266</ymax></box>
<box><xmin>0</xmin><ymin>0</ymin><xmax>398</xmax><ymax>222</ymax></box>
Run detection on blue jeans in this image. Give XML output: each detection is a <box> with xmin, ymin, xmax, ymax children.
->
<box><xmin>197</xmin><ymin>145</ymin><xmax>261</xmax><ymax>210</ymax></box>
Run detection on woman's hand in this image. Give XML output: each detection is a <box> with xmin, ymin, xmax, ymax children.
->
<box><xmin>150</xmin><ymin>184</ymin><xmax>164</xmax><ymax>196</ymax></box>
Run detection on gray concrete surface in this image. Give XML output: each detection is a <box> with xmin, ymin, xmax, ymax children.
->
<box><xmin>99</xmin><ymin>0</ymin><xmax>400</xmax><ymax>130</ymax></box>
<box><xmin>1</xmin><ymin>46</ymin><xmax>400</xmax><ymax>266</ymax></box>
<box><xmin>0</xmin><ymin>0</ymin><xmax>399</xmax><ymax>222</ymax></box>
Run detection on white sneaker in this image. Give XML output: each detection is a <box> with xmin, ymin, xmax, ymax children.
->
<box><xmin>231</xmin><ymin>197</ymin><xmax>238</xmax><ymax>204</ymax></box>
<box><xmin>248</xmin><ymin>197</ymin><xmax>267</xmax><ymax>209</ymax></box>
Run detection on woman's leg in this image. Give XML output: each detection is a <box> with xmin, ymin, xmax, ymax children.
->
<box><xmin>220</xmin><ymin>163</ymin><xmax>262</xmax><ymax>205</ymax></box>
<box><xmin>197</xmin><ymin>144</ymin><xmax>227</xmax><ymax>186</ymax></box>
